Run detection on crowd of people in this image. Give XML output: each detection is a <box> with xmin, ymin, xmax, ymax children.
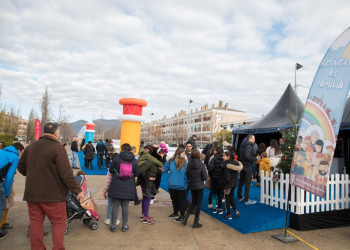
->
<box><xmin>0</xmin><ymin>122</ymin><xmax>286</xmax><ymax>249</ymax></box>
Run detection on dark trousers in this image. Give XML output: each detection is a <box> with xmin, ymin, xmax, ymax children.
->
<box><xmin>169</xmin><ymin>188</ymin><xmax>187</xmax><ymax>217</ymax></box>
<box><xmin>105</xmin><ymin>154</ymin><xmax>111</xmax><ymax>167</ymax></box>
<box><xmin>187</xmin><ymin>189</ymin><xmax>203</xmax><ymax>219</ymax></box>
<box><xmin>210</xmin><ymin>178</ymin><xmax>222</xmax><ymax>209</ymax></box>
<box><xmin>97</xmin><ymin>152</ymin><xmax>104</xmax><ymax>167</ymax></box>
<box><xmin>85</xmin><ymin>159</ymin><xmax>93</xmax><ymax>169</ymax></box>
<box><xmin>237</xmin><ymin>168</ymin><xmax>253</xmax><ymax>201</ymax></box>
<box><xmin>225</xmin><ymin>187</ymin><xmax>237</xmax><ymax>215</ymax></box>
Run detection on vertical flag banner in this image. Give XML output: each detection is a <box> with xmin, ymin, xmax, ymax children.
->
<box><xmin>290</xmin><ymin>28</ymin><xmax>350</xmax><ymax>198</ymax></box>
<box><xmin>34</xmin><ymin>119</ymin><xmax>41</xmax><ymax>141</ymax></box>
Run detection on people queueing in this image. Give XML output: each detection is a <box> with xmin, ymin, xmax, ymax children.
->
<box><xmin>96</xmin><ymin>139</ymin><xmax>106</xmax><ymax>169</ymax></box>
<box><xmin>70</xmin><ymin>137</ymin><xmax>80</xmax><ymax>169</ymax></box>
<box><xmin>84</xmin><ymin>141</ymin><xmax>95</xmax><ymax>169</ymax></box>
<box><xmin>181</xmin><ymin>149</ymin><xmax>208</xmax><ymax>228</ymax></box>
<box><xmin>237</xmin><ymin>134</ymin><xmax>260</xmax><ymax>205</ymax></box>
<box><xmin>18</xmin><ymin>122</ymin><xmax>83</xmax><ymax>249</ymax></box>
<box><xmin>163</xmin><ymin>147</ymin><xmax>188</xmax><ymax>222</ymax></box>
<box><xmin>0</xmin><ymin>142</ymin><xmax>24</xmax><ymax>239</ymax></box>
<box><xmin>103</xmin><ymin>143</ymin><xmax>140</xmax><ymax>232</ymax></box>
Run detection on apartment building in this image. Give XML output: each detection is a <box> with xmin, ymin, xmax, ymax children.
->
<box><xmin>141</xmin><ymin>101</ymin><xmax>247</xmax><ymax>147</ymax></box>
<box><xmin>16</xmin><ymin>117</ymin><xmax>28</xmax><ymax>140</ymax></box>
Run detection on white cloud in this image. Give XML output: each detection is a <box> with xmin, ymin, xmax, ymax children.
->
<box><xmin>1</xmin><ymin>0</ymin><xmax>350</xmax><ymax>126</ymax></box>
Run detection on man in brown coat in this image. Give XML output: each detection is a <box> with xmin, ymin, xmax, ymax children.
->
<box><xmin>18</xmin><ymin>122</ymin><xmax>82</xmax><ymax>250</ymax></box>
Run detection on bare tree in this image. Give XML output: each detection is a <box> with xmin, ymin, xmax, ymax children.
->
<box><xmin>59</xmin><ymin>122</ymin><xmax>75</xmax><ymax>142</ymax></box>
<box><xmin>55</xmin><ymin>103</ymin><xmax>71</xmax><ymax>125</ymax></box>
<box><xmin>26</xmin><ymin>108</ymin><xmax>37</xmax><ymax>140</ymax></box>
<box><xmin>40</xmin><ymin>86</ymin><xmax>51</xmax><ymax>133</ymax></box>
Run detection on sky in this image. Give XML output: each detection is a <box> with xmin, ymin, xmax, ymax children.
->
<box><xmin>1</xmin><ymin>0</ymin><xmax>350</xmax><ymax>123</ymax></box>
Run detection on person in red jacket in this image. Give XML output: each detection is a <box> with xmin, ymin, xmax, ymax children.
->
<box><xmin>18</xmin><ymin>122</ymin><xmax>83</xmax><ymax>250</ymax></box>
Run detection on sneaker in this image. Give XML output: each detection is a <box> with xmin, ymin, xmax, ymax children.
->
<box><xmin>117</xmin><ymin>220</ymin><xmax>120</xmax><ymax>225</ymax></box>
<box><xmin>174</xmin><ymin>217</ymin><xmax>182</xmax><ymax>222</ymax></box>
<box><xmin>226</xmin><ymin>214</ymin><xmax>232</xmax><ymax>220</ymax></box>
<box><xmin>110</xmin><ymin>226</ymin><xmax>117</xmax><ymax>232</ymax></box>
<box><xmin>1</xmin><ymin>223</ymin><xmax>13</xmax><ymax>230</ymax></box>
<box><xmin>143</xmin><ymin>217</ymin><xmax>155</xmax><ymax>224</ymax></box>
<box><xmin>235</xmin><ymin>210</ymin><xmax>241</xmax><ymax>218</ymax></box>
<box><xmin>168</xmin><ymin>213</ymin><xmax>179</xmax><ymax>218</ymax></box>
<box><xmin>238</xmin><ymin>197</ymin><xmax>245</xmax><ymax>202</ymax></box>
<box><xmin>140</xmin><ymin>216</ymin><xmax>144</xmax><ymax>221</ymax></box>
<box><xmin>122</xmin><ymin>226</ymin><xmax>129</xmax><ymax>232</ymax></box>
<box><xmin>0</xmin><ymin>229</ymin><xmax>7</xmax><ymax>240</ymax></box>
<box><xmin>245</xmin><ymin>199</ymin><xmax>257</xmax><ymax>205</ymax></box>
<box><xmin>150</xmin><ymin>199</ymin><xmax>154</xmax><ymax>205</ymax></box>
<box><xmin>212</xmin><ymin>208</ymin><xmax>217</xmax><ymax>214</ymax></box>
<box><xmin>208</xmin><ymin>204</ymin><xmax>213</xmax><ymax>209</ymax></box>
<box><xmin>104</xmin><ymin>219</ymin><xmax>110</xmax><ymax>225</ymax></box>
<box><xmin>218</xmin><ymin>209</ymin><xmax>223</xmax><ymax>215</ymax></box>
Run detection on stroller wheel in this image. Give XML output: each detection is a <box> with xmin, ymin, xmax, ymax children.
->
<box><xmin>83</xmin><ymin>218</ymin><xmax>92</xmax><ymax>225</ymax></box>
<box><xmin>89</xmin><ymin>222</ymin><xmax>98</xmax><ymax>230</ymax></box>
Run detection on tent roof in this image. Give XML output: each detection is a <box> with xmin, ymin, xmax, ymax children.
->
<box><xmin>233</xmin><ymin>84</ymin><xmax>304</xmax><ymax>134</ymax></box>
<box><xmin>340</xmin><ymin>97</ymin><xmax>350</xmax><ymax>130</ymax></box>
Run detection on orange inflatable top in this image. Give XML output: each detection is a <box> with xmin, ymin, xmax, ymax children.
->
<box><xmin>119</xmin><ymin>98</ymin><xmax>147</xmax><ymax>107</ymax></box>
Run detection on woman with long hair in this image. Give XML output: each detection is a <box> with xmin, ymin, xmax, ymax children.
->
<box><xmin>163</xmin><ymin>147</ymin><xmax>188</xmax><ymax>222</ymax></box>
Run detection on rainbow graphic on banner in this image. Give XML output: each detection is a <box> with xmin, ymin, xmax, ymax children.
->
<box><xmin>302</xmin><ymin>101</ymin><xmax>335</xmax><ymax>145</ymax></box>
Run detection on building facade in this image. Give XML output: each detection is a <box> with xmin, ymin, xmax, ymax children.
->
<box><xmin>141</xmin><ymin>101</ymin><xmax>247</xmax><ymax>147</ymax></box>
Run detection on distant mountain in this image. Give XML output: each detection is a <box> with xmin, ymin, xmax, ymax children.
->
<box><xmin>70</xmin><ymin>119</ymin><xmax>121</xmax><ymax>135</ymax></box>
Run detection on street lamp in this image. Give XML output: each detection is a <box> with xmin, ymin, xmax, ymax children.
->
<box><xmin>294</xmin><ymin>63</ymin><xmax>303</xmax><ymax>93</ymax></box>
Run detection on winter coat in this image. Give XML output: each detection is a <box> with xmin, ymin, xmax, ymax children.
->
<box><xmin>259</xmin><ymin>158</ymin><xmax>271</xmax><ymax>177</ymax></box>
<box><xmin>186</xmin><ymin>159</ymin><xmax>208</xmax><ymax>190</ymax></box>
<box><xmin>163</xmin><ymin>158</ymin><xmax>188</xmax><ymax>190</ymax></box>
<box><xmin>96</xmin><ymin>142</ymin><xmax>106</xmax><ymax>153</ymax></box>
<box><xmin>0</xmin><ymin>146</ymin><xmax>20</xmax><ymax>197</ymax></box>
<box><xmin>106</xmin><ymin>143</ymin><xmax>115</xmax><ymax>154</ymax></box>
<box><xmin>18</xmin><ymin>133</ymin><xmax>82</xmax><ymax>202</ymax></box>
<box><xmin>266</xmin><ymin>146</ymin><xmax>282</xmax><ymax>167</ymax></box>
<box><xmin>202</xmin><ymin>143</ymin><xmax>213</xmax><ymax>167</ymax></box>
<box><xmin>107</xmin><ymin>151</ymin><xmax>140</xmax><ymax>200</ymax></box>
<box><xmin>84</xmin><ymin>143</ymin><xmax>95</xmax><ymax>160</ymax></box>
<box><xmin>239</xmin><ymin>140</ymin><xmax>257</xmax><ymax>170</ymax></box>
<box><xmin>219</xmin><ymin>159</ymin><xmax>241</xmax><ymax>189</ymax></box>
<box><xmin>208</xmin><ymin>153</ymin><xmax>224</xmax><ymax>180</ymax></box>
<box><xmin>186</xmin><ymin>137</ymin><xmax>197</xmax><ymax>149</ymax></box>
<box><xmin>70</xmin><ymin>141</ymin><xmax>79</xmax><ymax>152</ymax></box>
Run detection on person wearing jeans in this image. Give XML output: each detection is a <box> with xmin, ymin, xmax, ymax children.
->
<box><xmin>96</xmin><ymin>139</ymin><xmax>106</xmax><ymax>169</ymax></box>
<box><xmin>237</xmin><ymin>135</ymin><xmax>259</xmax><ymax>205</ymax></box>
<box><xmin>70</xmin><ymin>137</ymin><xmax>79</xmax><ymax>169</ymax></box>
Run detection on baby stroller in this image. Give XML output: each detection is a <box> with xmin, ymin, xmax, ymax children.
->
<box><xmin>65</xmin><ymin>175</ymin><xmax>100</xmax><ymax>234</ymax></box>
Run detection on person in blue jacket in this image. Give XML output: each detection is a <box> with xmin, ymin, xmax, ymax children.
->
<box><xmin>0</xmin><ymin>142</ymin><xmax>24</xmax><ymax>239</ymax></box>
<box><xmin>163</xmin><ymin>147</ymin><xmax>188</xmax><ymax>222</ymax></box>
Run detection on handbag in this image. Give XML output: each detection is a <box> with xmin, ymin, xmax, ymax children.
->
<box><xmin>205</xmin><ymin>176</ymin><xmax>211</xmax><ymax>189</ymax></box>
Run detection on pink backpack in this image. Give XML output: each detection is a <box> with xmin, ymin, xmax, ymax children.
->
<box><xmin>116</xmin><ymin>160</ymin><xmax>133</xmax><ymax>180</ymax></box>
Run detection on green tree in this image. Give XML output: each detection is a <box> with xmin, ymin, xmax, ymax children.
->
<box><xmin>214</xmin><ymin>129</ymin><xmax>232</xmax><ymax>146</ymax></box>
<box><xmin>276</xmin><ymin>127</ymin><xmax>299</xmax><ymax>174</ymax></box>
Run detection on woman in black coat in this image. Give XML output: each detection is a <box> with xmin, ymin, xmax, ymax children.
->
<box><xmin>181</xmin><ymin>149</ymin><xmax>208</xmax><ymax>228</ymax></box>
<box><xmin>83</xmin><ymin>141</ymin><xmax>95</xmax><ymax>169</ymax></box>
<box><xmin>220</xmin><ymin>151</ymin><xmax>242</xmax><ymax>220</ymax></box>
<box><xmin>208</xmin><ymin>146</ymin><xmax>224</xmax><ymax>214</ymax></box>
<box><xmin>105</xmin><ymin>143</ymin><xmax>140</xmax><ymax>232</ymax></box>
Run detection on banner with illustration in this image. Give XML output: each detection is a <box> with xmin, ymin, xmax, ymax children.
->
<box><xmin>290</xmin><ymin>28</ymin><xmax>350</xmax><ymax>198</ymax></box>
<box><xmin>34</xmin><ymin>119</ymin><xmax>41</xmax><ymax>141</ymax></box>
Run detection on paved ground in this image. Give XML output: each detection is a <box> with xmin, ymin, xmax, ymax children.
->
<box><xmin>1</xmin><ymin>146</ymin><xmax>350</xmax><ymax>249</ymax></box>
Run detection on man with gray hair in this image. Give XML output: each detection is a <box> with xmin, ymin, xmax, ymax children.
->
<box><xmin>18</xmin><ymin>122</ymin><xmax>83</xmax><ymax>249</ymax></box>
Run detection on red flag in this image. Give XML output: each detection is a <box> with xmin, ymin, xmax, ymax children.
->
<box><xmin>35</xmin><ymin>119</ymin><xmax>41</xmax><ymax>141</ymax></box>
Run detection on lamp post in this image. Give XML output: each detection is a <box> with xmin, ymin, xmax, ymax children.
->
<box><xmin>150</xmin><ymin>113</ymin><xmax>154</xmax><ymax>144</ymax></box>
<box><xmin>294</xmin><ymin>63</ymin><xmax>303</xmax><ymax>93</ymax></box>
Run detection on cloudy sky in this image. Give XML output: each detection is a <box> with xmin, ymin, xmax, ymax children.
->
<box><xmin>1</xmin><ymin>0</ymin><xmax>349</xmax><ymax>123</ymax></box>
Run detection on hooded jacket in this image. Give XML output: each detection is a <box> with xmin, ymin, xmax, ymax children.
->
<box><xmin>186</xmin><ymin>159</ymin><xmax>208</xmax><ymax>190</ymax></box>
<box><xmin>84</xmin><ymin>143</ymin><xmax>95</xmax><ymax>160</ymax></box>
<box><xmin>259</xmin><ymin>158</ymin><xmax>271</xmax><ymax>177</ymax></box>
<box><xmin>220</xmin><ymin>159</ymin><xmax>242</xmax><ymax>189</ymax></box>
<box><xmin>96</xmin><ymin>141</ymin><xmax>106</xmax><ymax>153</ymax></box>
<box><xmin>239</xmin><ymin>140</ymin><xmax>257</xmax><ymax>170</ymax></box>
<box><xmin>18</xmin><ymin>134</ymin><xmax>82</xmax><ymax>202</ymax></box>
<box><xmin>108</xmin><ymin>151</ymin><xmax>140</xmax><ymax>200</ymax></box>
<box><xmin>208</xmin><ymin>153</ymin><xmax>224</xmax><ymax>180</ymax></box>
<box><xmin>0</xmin><ymin>146</ymin><xmax>20</xmax><ymax>197</ymax></box>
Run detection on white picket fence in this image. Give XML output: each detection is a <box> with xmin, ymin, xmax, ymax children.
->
<box><xmin>260</xmin><ymin>171</ymin><xmax>350</xmax><ymax>215</ymax></box>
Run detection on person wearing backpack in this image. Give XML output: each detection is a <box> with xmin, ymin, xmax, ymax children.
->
<box><xmin>103</xmin><ymin>143</ymin><xmax>140</xmax><ymax>232</ymax></box>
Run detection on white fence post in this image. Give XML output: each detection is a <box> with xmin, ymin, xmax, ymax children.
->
<box><xmin>260</xmin><ymin>173</ymin><xmax>350</xmax><ymax>215</ymax></box>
